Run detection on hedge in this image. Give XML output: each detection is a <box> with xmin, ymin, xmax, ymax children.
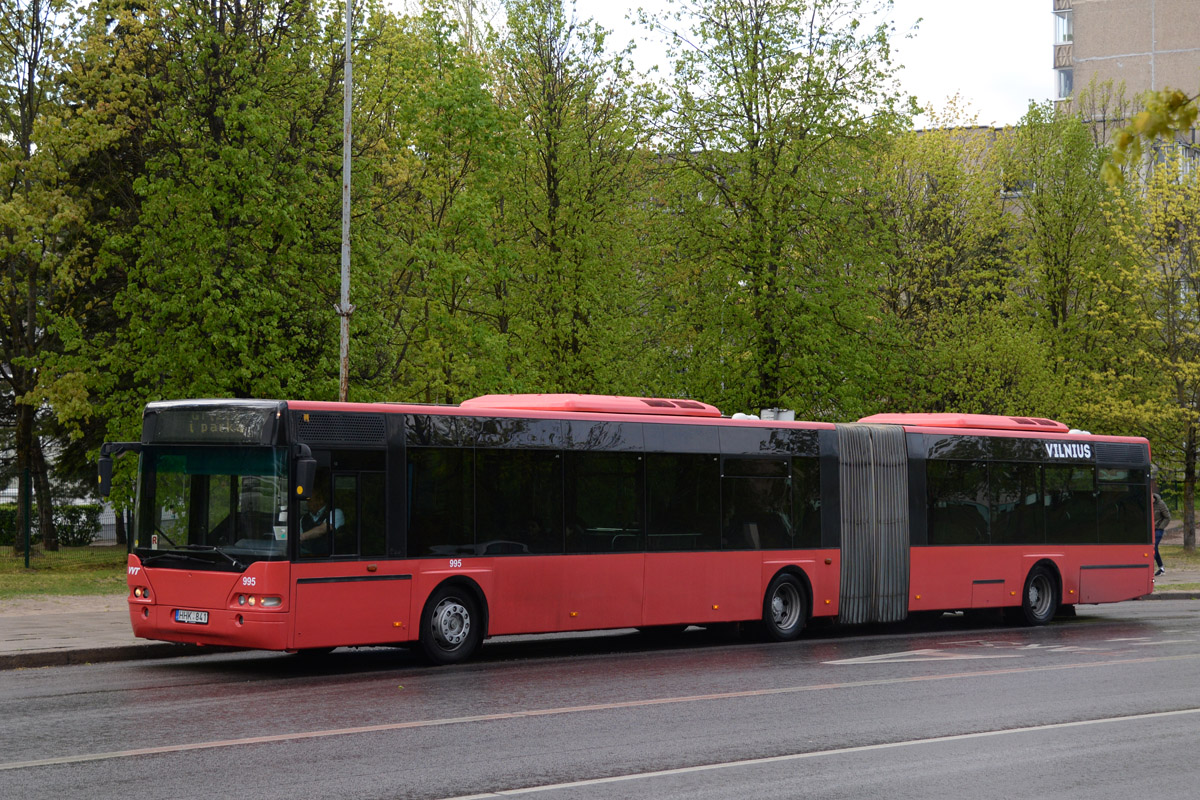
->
<box><xmin>0</xmin><ymin>503</ymin><xmax>103</xmax><ymax>547</ymax></box>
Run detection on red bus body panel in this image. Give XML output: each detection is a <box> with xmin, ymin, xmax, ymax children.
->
<box><xmin>127</xmin><ymin>555</ymin><xmax>291</xmax><ymax>650</ymax></box>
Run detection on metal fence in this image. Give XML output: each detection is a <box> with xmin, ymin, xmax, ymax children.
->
<box><xmin>0</xmin><ymin>472</ymin><xmax>128</xmax><ymax>570</ymax></box>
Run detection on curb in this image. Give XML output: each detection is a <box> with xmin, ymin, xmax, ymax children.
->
<box><xmin>1143</xmin><ymin>590</ymin><xmax>1200</xmax><ymax>601</ymax></box>
<box><xmin>0</xmin><ymin>642</ymin><xmax>235</xmax><ymax>671</ymax></box>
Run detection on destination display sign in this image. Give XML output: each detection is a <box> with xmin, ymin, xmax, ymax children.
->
<box><xmin>146</xmin><ymin>402</ymin><xmax>280</xmax><ymax>444</ymax></box>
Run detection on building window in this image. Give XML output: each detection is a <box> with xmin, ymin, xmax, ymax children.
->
<box><xmin>1054</xmin><ymin>10</ymin><xmax>1073</xmax><ymax>44</ymax></box>
<box><xmin>1056</xmin><ymin>68</ymin><xmax>1073</xmax><ymax>99</ymax></box>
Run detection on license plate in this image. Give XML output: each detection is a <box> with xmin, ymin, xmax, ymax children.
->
<box><xmin>175</xmin><ymin>609</ymin><xmax>209</xmax><ymax>625</ymax></box>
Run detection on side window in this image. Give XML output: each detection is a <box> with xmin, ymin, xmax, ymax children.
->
<box><xmin>298</xmin><ymin>468</ymin><xmax>335</xmax><ymax>559</ymax></box>
<box><xmin>565</xmin><ymin>451</ymin><xmax>644</xmax><ymax>553</ymax></box>
<box><xmin>1045</xmin><ymin>465</ymin><xmax>1097</xmax><ymax>544</ymax></box>
<box><xmin>1098</xmin><ymin>468</ymin><xmax>1146</xmax><ymax>544</ymax></box>
<box><xmin>927</xmin><ymin>460</ymin><xmax>989</xmax><ymax>545</ymax></box>
<box><xmin>298</xmin><ymin>450</ymin><xmax>386</xmax><ymax>559</ymax></box>
<box><xmin>792</xmin><ymin>456</ymin><xmax>821</xmax><ymax>547</ymax></box>
<box><xmin>407</xmin><ymin>447</ymin><xmax>474</xmax><ymax>557</ymax></box>
<box><xmin>722</xmin><ymin>458</ymin><xmax>791</xmax><ymax>550</ymax></box>
<box><xmin>991</xmin><ymin>462</ymin><xmax>1043</xmax><ymax>545</ymax></box>
<box><xmin>646</xmin><ymin>453</ymin><xmax>720</xmax><ymax>551</ymax></box>
<box><xmin>475</xmin><ymin>449</ymin><xmax>564</xmax><ymax>555</ymax></box>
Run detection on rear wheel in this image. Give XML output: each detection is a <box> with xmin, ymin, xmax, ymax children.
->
<box><xmin>762</xmin><ymin>573</ymin><xmax>807</xmax><ymax>642</ymax></box>
<box><xmin>420</xmin><ymin>584</ymin><xmax>483</xmax><ymax>665</ymax></box>
<box><xmin>1016</xmin><ymin>565</ymin><xmax>1059</xmax><ymax>626</ymax></box>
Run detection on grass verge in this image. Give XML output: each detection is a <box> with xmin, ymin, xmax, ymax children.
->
<box><xmin>0</xmin><ymin>545</ymin><xmax>127</xmax><ymax>600</ymax></box>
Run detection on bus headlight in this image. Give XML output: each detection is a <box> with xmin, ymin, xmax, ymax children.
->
<box><xmin>261</xmin><ymin>596</ymin><xmax>282</xmax><ymax>608</ymax></box>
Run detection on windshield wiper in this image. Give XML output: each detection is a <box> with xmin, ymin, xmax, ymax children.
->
<box><xmin>141</xmin><ymin>547</ymin><xmax>245</xmax><ymax>571</ymax></box>
<box><xmin>180</xmin><ymin>545</ymin><xmax>246</xmax><ymax>570</ymax></box>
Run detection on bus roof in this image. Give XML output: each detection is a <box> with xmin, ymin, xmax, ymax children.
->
<box><xmin>857</xmin><ymin>412</ymin><xmax>1070</xmax><ymax>434</ymax></box>
<box><xmin>460</xmin><ymin>394</ymin><xmax>723</xmax><ymax>418</ymax></box>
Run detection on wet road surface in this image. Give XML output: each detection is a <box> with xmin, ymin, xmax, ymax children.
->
<box><xmin>4</xmin><ymin>601</ymin><xmax>1200</xmax><ymax>799</ymax></box>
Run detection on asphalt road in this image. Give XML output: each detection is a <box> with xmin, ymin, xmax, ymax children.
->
<box><xmin>4</xmin><ymin>602</ymin><xmax>1200</xmax><ymax>799</ymax></box>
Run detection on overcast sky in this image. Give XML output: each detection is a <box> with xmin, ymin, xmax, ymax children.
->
<box><xmin>572</xmin><ymin>0</ymin><xmax>1053</xmax><ymax>127</ymax></box>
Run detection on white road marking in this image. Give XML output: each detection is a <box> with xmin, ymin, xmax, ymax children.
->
<box><xmin>440</xmin><ymin>707</ymin><xmax>1200</xmax><ymax>799</ymax></box>
<box><xmin>3</xmin><ymin>652</ymin><xmax>1199</xmax><ymax>772</ymax></box>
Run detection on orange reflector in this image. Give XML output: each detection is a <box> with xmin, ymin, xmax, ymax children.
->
<box><xmin>915</xmin><ymin>594</ymin><xmax>921</xmax><ymax>600</ymax></box>
<box><xmin>825</xmin><ymin>599</ymin><xmax>831</xmax><ymax>605</ymax></box>
<box><xmin>393</xmin><ymin>621</ymin><xmax>403</xmax><ymax>627</ymax></box>
<box><xmin>712</xmin><ymin>605</ymin><xmax>719</xmax><ymax>610</ymax></box>
<box><xmin>570</xmin><ymin>611</ymin><xmax>578</xmax><ymax>617</ymax></box>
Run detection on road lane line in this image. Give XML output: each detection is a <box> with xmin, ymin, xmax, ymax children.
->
<box><xmin>440</xmin><ymin>707</ymin><xmax>1200</xmax><ymax>799</ymax></box>
<box><xmin>3</xmin><ymin>651</ymin><xmax>1200</xmax><ymax>772</ymax></box>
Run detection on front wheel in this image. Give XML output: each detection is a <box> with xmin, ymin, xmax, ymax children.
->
<box><xmin>420</xmin><ymin>584</ymin><xmax>483</xmax><ymax>665</ymax></box>
<box><xmin>1015</xmin><ymin>565</ymin><xmax>1059</xmax><ymax>626</ymax></box>
<box><xmin>762</xmin><ymin>574</ymin><xmax>807</xmax><ymax>642</ymax></box>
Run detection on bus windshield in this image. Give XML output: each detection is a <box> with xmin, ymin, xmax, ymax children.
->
<box><xmin>133</xmin><ymin>446</ymin><xmax>289</xmax><ymax>569</ymax></box>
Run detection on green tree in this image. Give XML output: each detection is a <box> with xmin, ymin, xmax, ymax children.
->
<box><xmin>350</xmin><ymin>4</ymin><xmax>511</xmax><ymax>403</ymax></box>
<box><xmin>866</xmin><ymin>107</ymin><xmax>1033</xmax><ymax>413</ymax></box>
<box><xmin>0</xmin><ymin>0</ymin><xmax>92</xmax><ymax>550</ymax></box>
<box><xmin>1109</xmin><ymin>154</ymin><xmax>1200</xmax><ymax>551</ymax></box>
<box><xmin>491</xmin><ymin>0</ymin><xmax>658</xmax><ymax>393</ymax></box>
<box><xmin>94</xmin><ymin>0</ymin><xmax>345</xmax><ymax>430</ymax></box>
<box><xmin>997</xmin><ymin>103</ymin><xmax>1151</xmax><ymax>430</ymax></box>
<box><xmin>646</xmin><ymin>0</ymin><xmax>910</xmax><ymax>417</ymax></box>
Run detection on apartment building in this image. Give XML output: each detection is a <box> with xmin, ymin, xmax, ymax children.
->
<box><xmin>1054</xmin><ymin>0</ymin><xmax>1200</xmax><ymax>101</ymax></box>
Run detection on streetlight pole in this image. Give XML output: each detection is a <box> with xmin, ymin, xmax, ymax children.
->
<box><xmin>337</xmin><ymin>0</ymin><xmax>355</xmax><ymax>402</ymax></box>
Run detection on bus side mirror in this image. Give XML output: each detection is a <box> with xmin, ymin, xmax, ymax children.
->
<box><xmin>97</xmin><ymin>442</ymin><xmax>141</xmax><ymax>498</ymax></box>
<box><xmin>295</xmin><ymin>456</ymin><xmax>317</xmax><ymax>500</ymax></box>
<box><xmin>97</xmin><ymin>456</ymin><xmax>114</xmax><ymax>497</ymax></box>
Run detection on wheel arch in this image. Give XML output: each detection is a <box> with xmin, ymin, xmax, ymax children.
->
<box><xmin>425</xmin><ymin>575</ymin><xmax>490</xmax><ymax>639</ymax></box>
<box><xmin>1027</xmin><ymin>557</ymin><xmax>1063</xmax><ymax>601</ymax></box>
<box><xmin>769</xmin><ymin>565</ymin><xmax>814</xmax><ymax>623</ymax></box>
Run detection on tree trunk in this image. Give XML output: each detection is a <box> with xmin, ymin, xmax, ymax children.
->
<box><xmin>34</xmin><ymin>438</ymin><xmax>56</xmax><ymax>551</ymax></box>
<box><xmin>1185</xmin><ymin>422</ymin><xmax>1196</xmax><ymax>553</ymax></box>
<box><xmin>12</xmin><ymin>404</ymin><xmax>33</xmax><ymax>558</ymax></box>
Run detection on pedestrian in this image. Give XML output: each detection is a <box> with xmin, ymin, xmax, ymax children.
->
<box><xmin>1153</xmin><ymin>489</ymin><xmax>1171</xmax><ymax>577</ymax></box>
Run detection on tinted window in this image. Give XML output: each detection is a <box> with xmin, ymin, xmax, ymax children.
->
<box><xmin>793</xmin><ymin>456</ymin><xmax>821</xmax><ymax>547</ymax></box>
<box><xmin>1098</xmin><ymin>481</ymin><xmax>1148</xmax><ymax>544</ymax></box>
<box><xmin>646</xmin><ymin>452</ymin><xmax>720</xmax><ymax>550</ymax></box>
<box><xmin>299</xmin><ymin>450</ymin><xmax>386</xmax><ymax>559</ymax></box>
<box><xmin>475</xmin><ymin>450</ymin><xmax>563</xmax><ymax>554</ymax></box>
<box><xmin>565</xmin><ymin>452</ymin><xmax>644</xmax><ymax>553</ymax></box>
<box><xmin>565</xmin><ymin>421</ymin><xmax>644</xmax><ymax>451</ymax></box>
<box><xmin>927</xmin><ymin>460</ymin><xmax>989</xmax><ymax>544</ymax></box>
<box><xmin>1045</xmin><ymin>465</ymin><xmax>1096</xmax><ymax>544</ymax></box>
<box><xmin>926</xmin><ymin>435</ymin><xmax>989</xmax><ymax>460</ymax></box>
<box><xmin>722</xmin><ymin>458</ymin><xmax>791</xmax><ymax>550</ymax></box>
<box><xmin>644</xmin><ymin>423</ymin><xmax>720</xmax><ymax>454</ymax></box>
<box><xmin>719</xmin><ymin>426</ymin><xmax>819</xmax><ymax>456</ymax></box>
<box><xmin>405</xmin><ymin>415</ymin><xmax>460</xmax><ymax>447</ymax></box>
<box><xmin>406</xmin><ymin>448</ymin><xmax>474</xmax><ymax>556</ymax></box>
<box><xmin>991</xmin><ymin>462</ymin><xmax>1043</xmax><ymax>545</ymax></box>
<box><xmin>472</xmin><ymin>418</ymin><xmax>562</xmax><ymax>449</ymax></box>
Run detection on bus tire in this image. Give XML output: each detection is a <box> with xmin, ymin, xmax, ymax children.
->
<box><xmin>420</xmin><ymin>584</ymin><xmax>483</xmax><ymax>665</ymax></box>
<box><xmin>762</xmin><ymin>573</ymin><xmax>807</xmax><ymax>642</ymax></box>
<box><xmin>1016</xmin><ymin>565</ymin><xmax>1059</xmax><ymax>626</ymax></box>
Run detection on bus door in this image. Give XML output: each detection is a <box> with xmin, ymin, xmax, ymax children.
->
<box><xmin>292</xmin><ymin>464</ymin><xmax>410</xmax><ymax>649</ymax></box>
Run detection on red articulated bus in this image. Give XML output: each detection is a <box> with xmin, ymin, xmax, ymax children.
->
<box><xmin>98</xmin><ymin>395</ymin><xmax>1154</xmax><ymax>664</ymax></box>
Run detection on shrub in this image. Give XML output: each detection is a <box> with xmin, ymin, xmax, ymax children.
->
<box><xmin>55</xmin><ymin>504</ymin><xmax>102</xmax><ymax>547</ymax></box>
<box><xmin>0</xmin><ymin>503</ymin><xmax>102</xmax><ymax>547</ymax></box>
